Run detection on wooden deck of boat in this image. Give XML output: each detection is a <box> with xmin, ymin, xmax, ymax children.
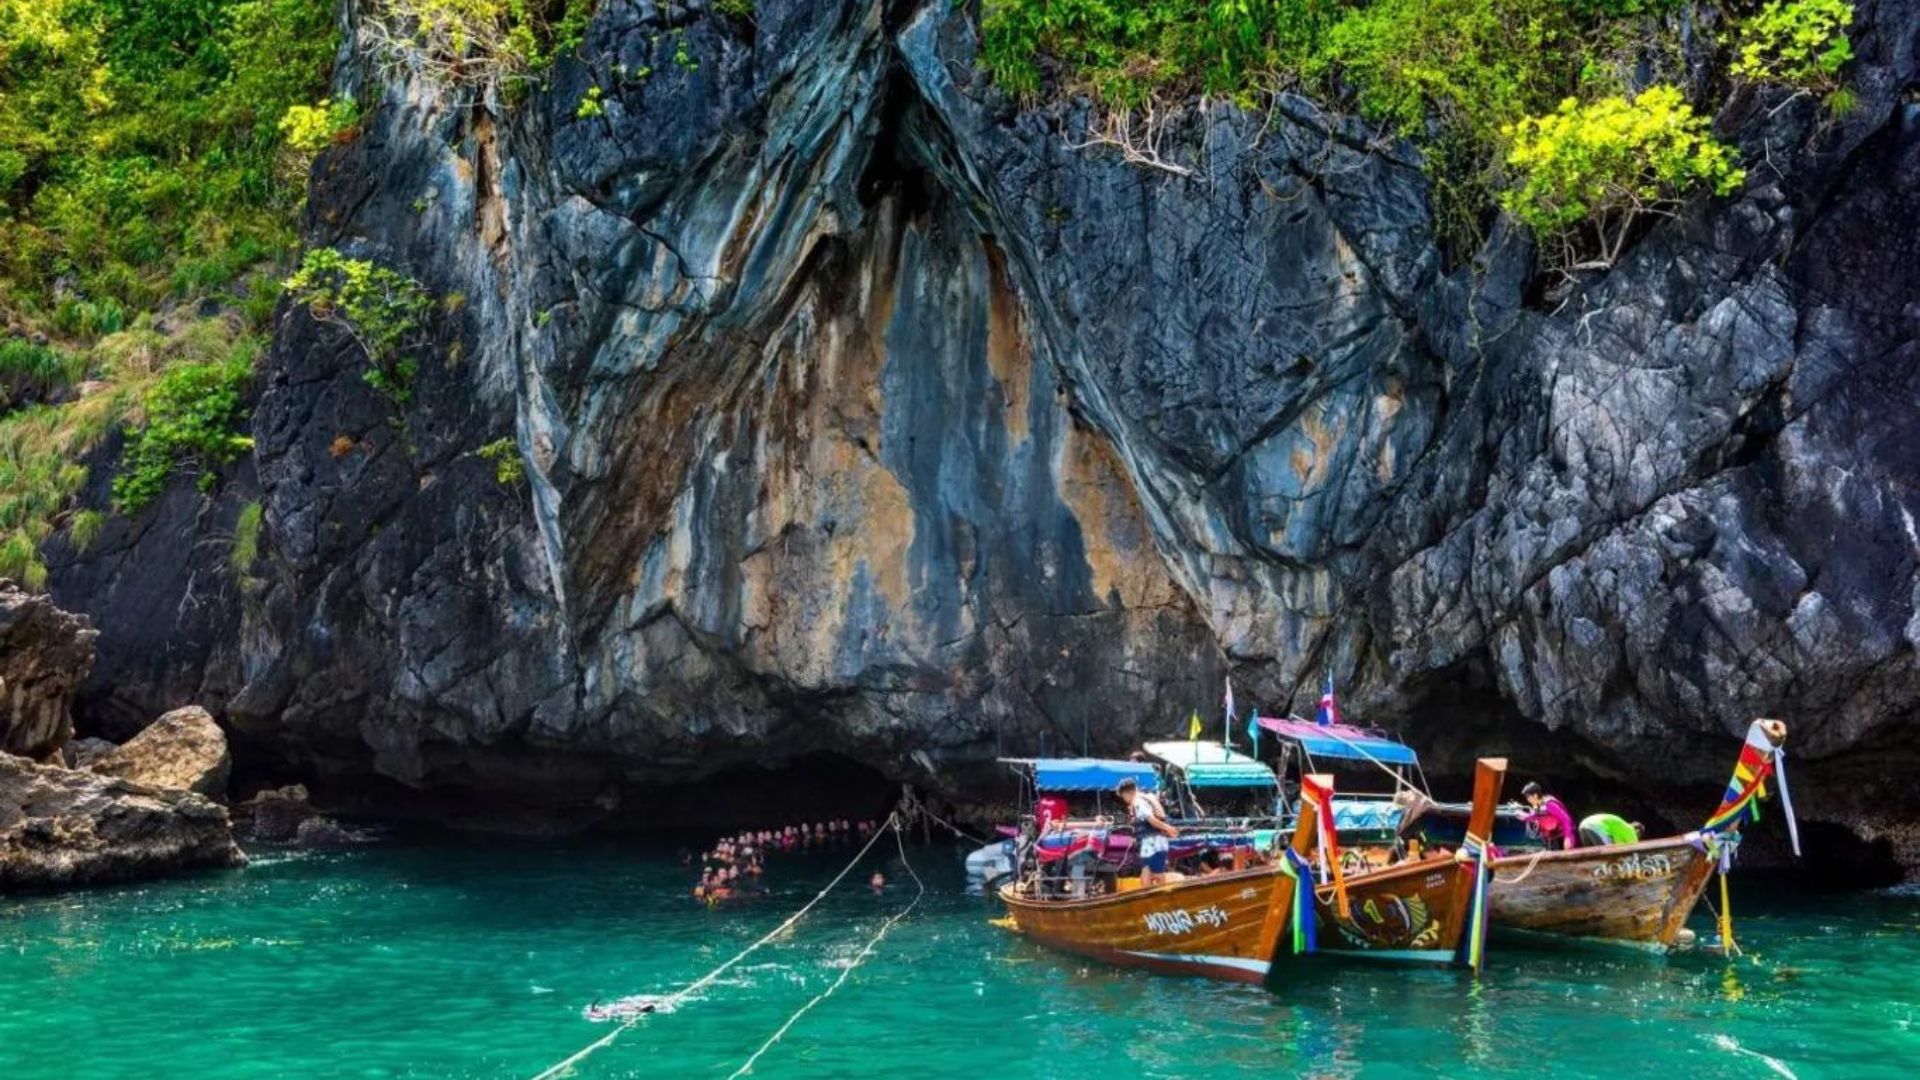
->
<box><xmin>1487</xmin><ymin>835</ymin><xmax>1714</xmax><ymax>949</ymax></box>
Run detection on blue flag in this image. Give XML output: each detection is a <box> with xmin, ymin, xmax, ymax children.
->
<box><xmin>1245</xmin><ymin>708</ymin><xmax>1261</xmax><ymax>753</ymax></box>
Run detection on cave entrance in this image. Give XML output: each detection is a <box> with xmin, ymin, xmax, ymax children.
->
<box><xmin>621</xmin><ymin>752</ymin><xmax>901</xmax><ymax>837</ymax></box>
<box><xmin>1385</xmin><ymin>652</ymin><xmax>1688</xmax><ymax>836</ymax></box>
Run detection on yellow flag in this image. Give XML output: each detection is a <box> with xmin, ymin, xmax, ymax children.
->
<box><xmin>1188</xmin><ymin>711</ymin><xmax>1202</xmax><ymax>740</ymax></box>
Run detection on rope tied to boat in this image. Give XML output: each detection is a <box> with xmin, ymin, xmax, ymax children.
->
<box><xmin>1491</xmin><ymin>849</ymin><xmax>1547</xmax><ymax>885</ymax></box>
<box><xmin>726</xmin><ymin>821</ymin><xmax>926</xmax><ymax>1078</ymax></box>
<box><xmin>527</xmin><ymin>812</ymin><xmax>908</xmax><ymax>1080</ymax></box>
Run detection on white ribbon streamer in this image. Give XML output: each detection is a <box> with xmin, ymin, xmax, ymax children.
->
<box><xmin>1773</xmin><ymin>746</ymin><xmax>1802</xmax><ymax>857</ymax></box>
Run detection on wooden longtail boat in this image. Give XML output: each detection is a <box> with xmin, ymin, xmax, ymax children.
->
<box><xmin>996</xmin><ymin>758</ymin><xmax>1508</xmax><ymax>983</ymax></box>
<box><xmin>1484</xmin><ymin>719</ymin><xmax>1789</xmax><ymax>951</ymax></box>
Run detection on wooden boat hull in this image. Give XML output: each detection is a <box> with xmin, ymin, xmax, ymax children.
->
<box><xmin>1486</xmin><ymin>836</ymin><xmax>1714</xmax><ymax>950</ymax></box>
<box><xmin>996</xmin><ymin>854</ymin><xmax>1478</xmax><ymax>982</ymax></box>
<box><xmin>1308</xmin><ymin>857</ymin><xmax>1471</xmax><ymax>964</ymax></box>
<box><xmin>997</xmin><ymin>868</ymin><xmax>1283</xmax><ymax>984</ymax></box>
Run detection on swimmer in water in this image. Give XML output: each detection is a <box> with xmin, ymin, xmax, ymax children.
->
<box><xmin>870</xmin><ymin>871</ymin><xmax>886</xmax><ymax>893</ymax></box>
<box><xmin>585</xmin><ymin>996</ymin><xmax>663</xmax><ymax>1021</ymax></box>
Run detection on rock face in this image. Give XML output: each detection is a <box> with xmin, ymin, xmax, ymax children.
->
<box><xmin>231</xmin><ymin>783</ymin><xmax>318</xmax><ymax>844</ymax></box>
<box><xmin>0</xmin><ymin>753</ymin><xmax>244</xmax><ymax>890</ymax></box>
<box><xmin>1</xmin><ymin>579</ymin><xmax>99</xmax><ymax>759</ymax></box>
<box><xmin>44</xmin><ymin>1</ymin><xmax>1920</xmax><ymax>871</ymax></box>
<box><xmin>63</xmin><ymin>737</ymin><xmax>117</xmax><ymax>769</ymax></box>
<box><xmin>90</xmin><ymin>706</ymin><xmax>232</xmax><ymax>801</ymax></box>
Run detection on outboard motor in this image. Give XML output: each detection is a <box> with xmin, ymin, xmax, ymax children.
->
<box><xmin>964</xmin><ymin>834</ymin><xmax>1018</xmax><ymax>896</ymax></box>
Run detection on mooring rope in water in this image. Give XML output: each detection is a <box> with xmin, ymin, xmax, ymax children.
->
<box><xmin>893</xmin><ymin>784</ymin><xmax>993</xmax><ymax>845</ymax></box>
<box><xmin>527</xmin><ymin>812</ymin><xmax>905</xmax><ymax>1080</ymax></box>
<box><xmin>917</xmin><ymin>803</ymin><xmax>993</xmax><ymax>846</ymax></box>
<box><xmin>725</xmin><ymin>820</ymin><xmax>926</xmax><ymax>1078</ymax></box>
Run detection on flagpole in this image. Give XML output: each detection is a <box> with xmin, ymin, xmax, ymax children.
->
<box><xmin>1222</xmin><ymin>677</ymin><xmax>1231</xmax><ymax>756</ymax></box>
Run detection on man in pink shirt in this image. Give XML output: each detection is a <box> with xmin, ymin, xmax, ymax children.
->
<box><xmin>1522</xmin><ymin>782</ymin><xmax>1579</xmax><ymax>850</ymax></box>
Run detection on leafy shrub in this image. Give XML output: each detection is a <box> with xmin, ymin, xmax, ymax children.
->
<box><xmin>980</xmin><ymin>0</ymin><xmax>1339</xmax><ymax>109</ymax></box>
<box><xmin>0</xmin><ymin>0</ymin><xmax>338</xmax><ymax>324</ymax></box>
<box><xmin>362</xmin><ymin>0</ymin><xmax>595</xmax><ymax>102</ymax></box>
<box><xmin>1500</xmin><ymin>86</ymin><xmax>1745</xmax><ymax>268</ymax></box>
<box><xmin>1730</xmin><ymin>0</ymin><xmax>1853</xmax><ymax>91</ymax></box>
<box><xmin>111</xmin><ymin>344</ymin><xmax>257</xmax><ymax>513</ymax></box>
<box><xmin>476</xmin><ymin>436</ymin><xmax>524</xmax><ymax>485</ymax></box>
<box><xmin>283</xmin><ymin>248</ymin><xmax>435</xmax><ymax>407</ymax></box>
<box><xmin>1311</xmin><ymin>0</ymin><xmax>1571</xmax><ymax>133</ymax></box>
<box><xmin>278</xmin><ymin>98</ymin><xmax>360</xmax><ymax>151</ymax></box>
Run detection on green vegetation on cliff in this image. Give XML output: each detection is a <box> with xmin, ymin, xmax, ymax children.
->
<box><xmin>359</xmin><ymin>0</ymin><xmax>595</xmax><ymax>101</ymax></box>
<box><xmin>980</xmin><ymin>0</ymin><xmax>1853</xmax><ymax>259</ymax></box>
<box><xmin>0</xmin><ymin>0</ymin><xmax>337</xmax><ymax>586</ymax></box>
<box><xmin>283</xmin><ymin>248</ymin><xmax>436</xmax><ymax>408</ymax></box>
<box><xmin>0</xmin><ymin>0</ymin><xmax>339</xmax><ymax>323</ymax></box>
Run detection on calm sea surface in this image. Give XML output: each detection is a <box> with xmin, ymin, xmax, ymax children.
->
<box><xmin>2</xmin><ymin>834</ymin><xmax>1915</xmax><ymax>1079</ymax></box>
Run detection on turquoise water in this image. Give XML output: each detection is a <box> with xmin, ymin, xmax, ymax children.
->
<box><xmin>3</xmin><ymin>835</ymin><xmax>1916</xmax><ymax>1079</ymax></box>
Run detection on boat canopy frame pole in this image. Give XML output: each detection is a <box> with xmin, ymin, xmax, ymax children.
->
<box><xmin>1302</xmin><ymin>721</ymin><xmax>1428</xmax><ymax>798</ymax></box>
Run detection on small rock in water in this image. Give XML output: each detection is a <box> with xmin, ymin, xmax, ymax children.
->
<box><xmin>292</xmin><ymin>816</ymin><xmax>362</xmax><ymax>848</ymax></box>
<box><xmin>231</xmin><ymin>784</ymin><xmax>317</xmax><ymax>843</ymax></box>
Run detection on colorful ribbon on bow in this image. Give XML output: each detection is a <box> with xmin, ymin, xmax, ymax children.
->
<box><xmin>1456</xmin><ymin>832</ymin><xmax>1492</xmax><ymax>973</ymax></box>
<box><xmin>1277</xmin><ymin>848</ymin><xmax>1318</xmax><ymax>955</ymax></box>
<box><xmin>1301</xmin><ymin>775</ymin><xmax>1351</xmax><ymax>919</ymax></box>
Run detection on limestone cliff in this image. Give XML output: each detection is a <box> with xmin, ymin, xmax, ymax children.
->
<box><xmin>47</xmin><ymin>0</ymin><xmax>1920</xmax><ymax>871</ymax></box>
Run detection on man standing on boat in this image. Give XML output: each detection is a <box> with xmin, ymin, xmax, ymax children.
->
<box><xmin>1521</xmin><ymin>782</ymin><xmax>1579</xmax><ymax>850</ymax></box>
<box><xmin>1116</xmin><ymin>778</ymin><xmax>1179</xmax><ymax>887</ymax></box>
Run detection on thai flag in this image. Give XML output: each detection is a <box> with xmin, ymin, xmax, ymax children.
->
<box><xmin>1316</xmin><ymin>671</ymin><xmax>1341</xmax><ymax>728</ymax></box>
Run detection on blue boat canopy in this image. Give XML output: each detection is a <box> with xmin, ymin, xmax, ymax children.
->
<box><xmin>1018</xmin><ymin>759</ymin><xmax>1160</xmax><ymax>792</ymax></box>
<box><xmin>1256</xmin><ymin>717</ymin><xmax>1422</xmax><ymax>767</ymax></box>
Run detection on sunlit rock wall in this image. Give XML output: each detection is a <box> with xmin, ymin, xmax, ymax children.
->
<box><xmin>50</xmin><ymin>0</ymin><xmax>1920</xmax><ymax>871</ymax></box>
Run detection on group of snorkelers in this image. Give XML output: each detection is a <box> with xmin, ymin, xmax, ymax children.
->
<box><xmin>691</xmin><ymin>819</ymin><xmax>881</xmax><ymax>903</ymax></box>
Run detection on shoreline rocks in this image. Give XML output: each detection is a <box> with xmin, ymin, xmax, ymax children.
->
<box><xmin>231</xmin><ymin>783</ymin><xmax>371</xmax><ymax>847</ymax></box>
<box><xmin>1</xmin><ymin>579</ymin><xmax>98</xmax><ymax>761</ymax></box>
<box><xmin>0</xmin><ymin>586</ymin><xmax>249</xmax><ymax>893</ymax></box>
<box><xmin>0</xmin><ymin>753</ymin><xmax>245</xmax><ymax>890</ymax></box>
<box><xmin>89</xmin><ymin>705</ymin><xmax>232</xmax><ymax>801</ymax></box>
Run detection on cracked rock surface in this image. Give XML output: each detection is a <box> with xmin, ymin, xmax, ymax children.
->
<box><xmin>45</xmin><ymin>0</ymin><xmax>1920</xmax><ymax>872</ymax></box>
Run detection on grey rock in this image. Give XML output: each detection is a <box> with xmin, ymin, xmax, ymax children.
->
<box><xmin>291</xmin><ymin>816</ymin><xmax>362</xmax><ymax>848</ymax></box>
<box><xmin>231</xmin><ymin>783</ymin><xmax>317</xmax><ymax>844</ymax></box>
<box><xmin>63</xmin><ymin>737</ymin><xmax>116</xmax><ymax>770</ymax></box>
